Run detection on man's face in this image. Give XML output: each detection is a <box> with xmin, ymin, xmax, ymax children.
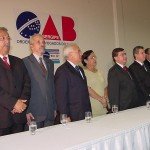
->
<box><xmin>135</xmin><ymin>49</ymin><xmax>145</xmax><ymax>63</ymax></box>
<box><xmin>69</xmin><ymin>45</ymin><xmax>82</xmax><ymax>64</ymax></box>
<box><xmin>30</xmin><ymin>35</ymin><xmax>45</xmax><ymax>56</ymax></box>
<box><xmin>114</xmin><ymin>50</ymin><xmax>127</xmax><ymax>65</ymax></box>
<box><xmin>145</xmin><ymin>49</ymin><xmax>150</xmax><ymax>61</ymax></box>
<box><xmin>0</xmin><ymin>31</ymin><xmax>10</xmax><ymax>56</ymax></box>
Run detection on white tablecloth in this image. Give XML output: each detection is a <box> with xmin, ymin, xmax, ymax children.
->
<box><xmin>0</xmin><ymin>106</ymin><xmax>150</xmax><ymax>150</ymax></box>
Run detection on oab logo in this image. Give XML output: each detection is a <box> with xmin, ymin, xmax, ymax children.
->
<box><xmin>16</xmin><ymin>11</ymin><xmax>76</xmax><ymax>41</ymax></box>
<box><xmin>16</xmin><ymin>11</ymin><xmax>40</xmax><ymax>39</ymax></box>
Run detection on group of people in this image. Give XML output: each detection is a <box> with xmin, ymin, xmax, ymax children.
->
<box><xmin>0</xmin><ymin>27</ymin><xmax>150</xmax><ymax>136</ymax></box>
<box><xmin>108</xmin><ymin>47</ymin><xmax>150</xmax><ymax>111</ymax></box>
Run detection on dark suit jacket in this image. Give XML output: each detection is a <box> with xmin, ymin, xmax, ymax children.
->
<box><xmin>23</xmin><ymin>54</ymin><xmax>56</xmax><ymax>123</ymax></box>
<box><xmin>129</xmin><ymin>61</ymin><xmax>150</xmax><ymax>104</ymax></box>
<box><xmin>108</xmin><ymin>64</ymin><xmax>138</xmax><ymax>111</ymax></box>
<box><xmin>0</xmin><ymin>55</ymin><xmax>31</xmax><ymax>128</ymax></box>
<box><xmin>144</xmin><ymin>59</ymin><xmax>150</xmax><ymax>69</ymax></box>
<box><xmin>55</xmin><ymin>61</ymin><xmax>91</xmax><ymax>121</ymax></box>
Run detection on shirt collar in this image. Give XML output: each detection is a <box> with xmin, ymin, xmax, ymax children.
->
<box><xmin>33</xmin><ymin>53</ymin><xmax>43</xmax><ymax>62</ymax></box>
<box><xmin>67</xmin><ymin>60</ymin><xmax>76</xmax><ymax>68</ymax></box>
<box><xmin>116</xmin><ymin>62</ymin><xmax>124</xmax><ymax>68</ymax></box>
<box><xmin>135</xmin><ymin>60</ymin><xmax>143</xmax><ymax>66</ymax></box>
<box><xmin>0</xmin><ymin>54</ymin><xmax>8</xmax><ymax>59</ymax></box>
<box><xmin>0</xmin><ymin>54</ymin><xmax>9</xmax><ymax>61</ymax></box>
<box><xmin>146</xmin><ymin>59</ymin><xmax>150</xmax><ymax>63</ymax></box>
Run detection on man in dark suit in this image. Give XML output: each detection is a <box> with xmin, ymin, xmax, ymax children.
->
<box><xmin>129</xmin><ymin>46</ymin><xmax>150</xmax><ymax>105</ymax></box>
<box><xmin>55</xmin><ymin>43</ymin><xmax>91</xmax><ymax>122</ymax></box>
<box><xmin>23</xmin><ymin>34</ymin><xmax>56</xmax><ymax>129</ymax></box>
<box><xmin>144</xmin><ymin>48</ymin><xmax>150</xmax><ymax>69</ymax></box>
<box><xmin>108</xmin><ymin>48</ymin><xmax>138</xmax><ymax>111</ymax></box>
<box><xmin>0</xmin><ymin>27</ymin><xmax>31</xmax><ymax>136</ymax></box>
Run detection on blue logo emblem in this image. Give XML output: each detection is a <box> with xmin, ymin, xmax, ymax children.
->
<box><xmin>16</xmin><ymin>11</ymin><xmax>41</xmax><ymax>39</ymax></box>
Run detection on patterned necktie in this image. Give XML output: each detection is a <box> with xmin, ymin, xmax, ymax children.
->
<box><xmin>39</xmin><ymin>57</ymin><xmax>47</xmax><ymax>75</ymax></box>
<box><xmin>75</xmin><ymin>65</ymin><xmax>80</xmax><ymax>72</ymax></box>
<box><xmin>75</xmin><ymin>65</ymin><xmax>84</xmax><ymax>79</ymax></box>
<box><xmin>3</xmin><ymin>56</ymin><xmax>10</xmax><ymax>69</ymax></box>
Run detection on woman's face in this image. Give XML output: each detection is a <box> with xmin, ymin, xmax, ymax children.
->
<box><xmin>86</xmin><ymin>52</ymin><xmax>97</xmax><ymax>67</ymax></box>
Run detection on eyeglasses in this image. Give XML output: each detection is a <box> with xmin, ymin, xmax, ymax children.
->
<box><xmin>0</xmin><ymin>36</ymin><xmax>11</xmax><ymax>41</ymax></box>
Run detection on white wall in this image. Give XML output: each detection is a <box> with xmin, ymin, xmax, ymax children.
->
<box><xmin>0</xmin><ymin>0</ymin><xmax>150</xmax><ymax>78</ymax></box>
<box><xmin>116</xmin><ymin>0</ymin><xmax>150</xmax><ymax>65</ymax></box>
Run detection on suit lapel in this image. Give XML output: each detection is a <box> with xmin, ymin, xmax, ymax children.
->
<box><xmin>43</xmin><ymin>57</ymin><xmax>50</xmax><ymax>76</ymax></box>
<box><xmin>28</xmin><ymin>54</ymin><xmax>47</xmax><ymax>78</ymax></box>
<box><xmin>134</xmin><ymin>61</ymin><xmax>150</xmax><ymax>73</ymax></box>
<box><xmin>0</xmin><ymin>57</ymin><xmax>6</xmax><ymax>69</ymax></box>
<box><xmin>116</xmin><ymin>64</ymin><xmax>125</xmax><ymax>74</ymax></box>
<box><xmin>0</xmin><ymin>56</ymin><xmax>13</xmax><ymax>71</ymax></box>
<box><xmin>134</xmin><ymin>61</ymin><xmax>145</xmax><ymax>71</ymax></box>
<box><xmin>116</xmin><ymin>64</ymin><xmax>132</xmax><ymax>79</ymax></box>
<box><xmin>9</xmin><ymin>55</ymin><xmax>15</xmax><ymax>71</ymax></box>
<box><xmin>65</xmin><ymin>61</ymin><xmax>85</xmax><ymax>80</ymax></box>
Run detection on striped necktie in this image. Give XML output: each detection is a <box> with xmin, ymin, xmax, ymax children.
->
<box><xmin>75</xmin><ymin>65</ymin><xmax>80</xmax><ymax>72</ymax></box>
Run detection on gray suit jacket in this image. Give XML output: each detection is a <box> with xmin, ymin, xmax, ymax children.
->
<box><xmin>23</xmin><ymin>54</ymin><xmax>56</xmax><ymax>123</ymax></box>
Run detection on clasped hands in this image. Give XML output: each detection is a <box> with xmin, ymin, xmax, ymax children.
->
<box><xmin>99</xmin><ymin>96</ymin><xmax>108</xmax><ymax>108</ymax></box>
<box><xmin>11</xmin><ymin>99</ymin><xmax>27</xmax><ymax>114</ymax></box>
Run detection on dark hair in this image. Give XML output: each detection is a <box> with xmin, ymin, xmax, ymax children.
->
<box><xmin>81</xmin><ymin>50</ymin><xmax>93</xmax><ymax>66</ymax></box>
<box><xmin>145</xmin><ymin>48</ymin><xmax>150</xmax><ymax>54</ymax></box>
<box><xmin>133</xmin><ymin>46</ymin><xmax>144</xmax><ymax>59</ymax></box>
<box><xmin>112</xmin><ymin>48</ymin><xmax>124</xmax><ymax>62</ymax></box>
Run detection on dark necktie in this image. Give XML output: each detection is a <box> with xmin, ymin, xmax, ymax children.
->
<box><xmin>75</xmin><ymin>65</ymin><xmax>84</xmax><ymax>79</ymax></box>
<box><xmin>75</xmin><ymin>65</ymin><xmax>80</xmax><ymax>72</ymax></box>
<box><xmin>142</xmin><ymin>64</ymin><xmax>147</xmax><ymax>72</ymax></box>
<box><xmin>39</xmin><ymin>57</ymin><xmax>47</xmax><ymax>75</ymax></box>
<box><xmin>3</xmin><ymin>56</ymin><xmax>10</xmax><ymax>69</ymax></box>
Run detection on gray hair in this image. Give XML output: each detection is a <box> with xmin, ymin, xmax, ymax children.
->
<box><xmin>29</xmin><ymin>34</ymin><xmax>44</xmax><ymax>45</ymax></box>
<box><xmin>63</xmin><ymin>43</ymin><xmax>79</xmax><ymax>59</ymax></box>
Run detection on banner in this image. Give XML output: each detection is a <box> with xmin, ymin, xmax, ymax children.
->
<box><xmin>14</xmin><ymin>10</ymin><xmax>77</xmax><ymax>64</ymax></box>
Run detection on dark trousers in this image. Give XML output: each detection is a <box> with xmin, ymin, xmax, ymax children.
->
<box><xmin>0</xmin><ymin>123</ymin><xmax>25</xmax><ymax>136</ymax></box>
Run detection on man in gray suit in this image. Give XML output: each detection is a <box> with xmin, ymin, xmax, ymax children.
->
<box><xmin>23</xmin><ymin>34</ymin><xmax>56</xmax><ymax>129</ymax></box>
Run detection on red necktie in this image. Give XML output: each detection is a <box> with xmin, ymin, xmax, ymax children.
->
<box><xmin>123</xmin><ymin>66</ymin><xmax>128</xmax><ymax>72</ymax></box>
<box><xmin>3</xmin><ymin>56</ymin><xmax>10</xmax><ymax>69</ymax></box>
<box><xmin>123</xmin><ymin>66</ymin><xmax>132</xmax><ymax>79</ymax></box>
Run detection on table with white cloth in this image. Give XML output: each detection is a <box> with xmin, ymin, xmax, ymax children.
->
<box><xmin>0</xmin><ymin>106</ymin><xmax>150</xmax><ymax>150</ymax></box>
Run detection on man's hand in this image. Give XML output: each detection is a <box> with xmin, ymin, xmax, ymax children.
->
<box><xmin>54</xmin><ymin>110</ymin><xmax>57</xmax><ymax>118</ymax></box>
<box><xmin>12</xmin><ymin>99</ymin><xmax>27</xmax><ymax>113</ymax></box>
<box><xmin>67</xmin><ymin>117</ymin><xmax>71</xmax><ymax>122</ymax></box>
<box><xmin>26</xmin><ymin>113</ymin><xmax>34</xmax><ymax>125</ymax></box>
